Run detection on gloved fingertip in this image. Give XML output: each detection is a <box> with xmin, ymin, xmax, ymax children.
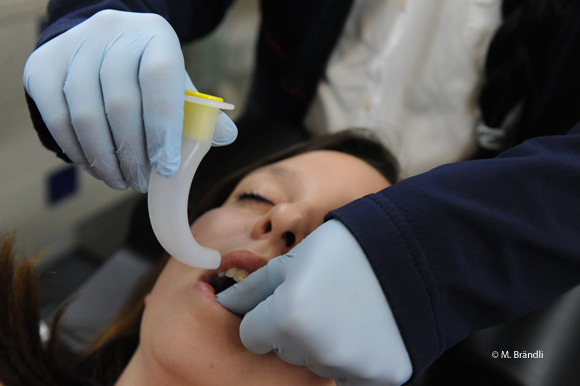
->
<box><xmin>215</xmin><ymin>290</ymin><xmax>238</xmax><ymax>311</ymax></box>
<box><xmin>128</xmin><ymin>166</ymin><xmax>151</xmax><ymax>193</ymax></box>
<box><xmin>112</xmin><ymin>180</ymin><xmax>129</xmax><ymax>191</ymax></box>
<box><xmin>129</xmin><ymin>184</ymin><xmax>146</xmax><ymax>194</ymax></box>
<box><xmin>216</xmin><ymin>267</ymin><xmax>277</xmax><ymax>315</ymax></box>
<box><xmin>102</xmin><ymin>176</ymin><xmax>129</xmax><ymax>191</ymax></box>
<box><xmin>80</xmin><ymin>165</ymin><xmax>101</xmax><ymax>180</ymax></box>
<box><xmin>152</xmin><ymin>157</ymin><xmax>179</xmax><ymax>179</ymax></box>
<box><xmin>212</xmin><ymin>113</ymin><xmax>238</xmax><ymax>147</ymax></box>
<box><xmin>216</xmin><ymin>288</ymin><xmax>250</xmax><ymax>315</ymax></box>
<box><xmin>103</xmin><ymin>171</ymin><xmax>129</xmax><ymax>190</ymax></box>
<box><xmin>150</xmin><ymin>146</ymin><xmax>180</xmax><ymax>178</ymax></box>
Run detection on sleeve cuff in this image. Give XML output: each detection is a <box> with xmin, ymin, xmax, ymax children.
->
<box><xmin>326</xmin><ymin>194</ymin><xmax>447</xmax><ymax>382</ymax></box>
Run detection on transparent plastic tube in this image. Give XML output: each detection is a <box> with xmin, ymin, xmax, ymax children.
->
<box><xmin>148</xmin><ymin>91</ymin><xmax>234</xmax><ymax>269</ymax></box>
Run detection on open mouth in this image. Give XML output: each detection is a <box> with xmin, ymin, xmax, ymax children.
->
<box><xmin>208</xmin><ymin>267</ymin><xmax>249</xmax><ymax>295</ymax></box>
<box><xmin>200</xmin><ymin>250</ymin><xmax>267</xmax><ymax>295</ymax></box>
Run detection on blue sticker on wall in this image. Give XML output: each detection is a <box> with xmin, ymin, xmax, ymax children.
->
<box><xmin>47</xmin><ymin>165</ymin><xmax>78</xmax><ymax>204</ymax></box>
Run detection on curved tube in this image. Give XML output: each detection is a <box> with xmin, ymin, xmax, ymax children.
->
<box><xmin>148</xmin><ymin>91</ymin><xmax>234</xmax><ymax>269</ymax></box>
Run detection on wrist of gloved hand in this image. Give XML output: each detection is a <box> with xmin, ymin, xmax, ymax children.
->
<box><xmin>217</xmin><ymin>219</ymin><xmax>413</xmax><ymax>386</ymax></box>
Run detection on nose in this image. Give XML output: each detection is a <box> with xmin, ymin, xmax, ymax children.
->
<box><xmin>250</xmin><ymin>203</ymin><xmax>308</xmax><ymax>255</ymax></box>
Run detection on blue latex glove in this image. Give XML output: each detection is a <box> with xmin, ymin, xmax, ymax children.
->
<box><xmin>217</xmin><ymin>219</ymin><xmax>413</xmax><ymax>386</ymax></box>
<box><xmin>23</xmin><ymin>10</ymin><xmax>237</xmax><ymax>193</ymax></box>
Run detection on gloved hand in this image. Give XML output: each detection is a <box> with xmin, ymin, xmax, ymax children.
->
<box><xmin>216</xmin><ymin>219</ymin><xmax>413</xmax><ymax>386</ymax></box>
<box><xmin>23</xmin><ymin>9</ymin><xmax>237</xmax><ymax>193</ymax></box>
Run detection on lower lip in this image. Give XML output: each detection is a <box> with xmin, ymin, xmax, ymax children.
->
<box><xmin>193</xmin><ymin>281</ymin><xmax>238</xmax><ymax>316</ymax></box>
<box><xmin>193</xmin><ymin>282</ymin><xmax>243</xmax><ymax>330</ymax></box>
<box><xmin>194</xmin><ymin>281</ymin><xmax>219</xmax><ymax>302</ymax></box>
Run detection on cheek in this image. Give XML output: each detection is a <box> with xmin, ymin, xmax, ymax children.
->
<box><xmin>144</xmin><ymin>302</ymin><xmax>241</xmax><ymax>370</ymax></box>
<box><xmin>191</xmin><ymin>208</ymin><xmax>256</xmax><ymax>253</ymax></box>
<box><xmin>140</xmin><ymin>261</ymin><xmax>246</xmax><ymax>380</ymax></box>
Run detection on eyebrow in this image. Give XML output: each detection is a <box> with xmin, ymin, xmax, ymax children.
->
<box><xmin>262</xmin><ymin>165</ymin><xmax>298</xmax><ymax>180</ymax></box>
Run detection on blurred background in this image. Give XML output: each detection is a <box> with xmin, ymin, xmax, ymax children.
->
<box><xmin>0</xmin><ymin>0</ymin><xmax>258</xmax><ymax>269</ymax></box>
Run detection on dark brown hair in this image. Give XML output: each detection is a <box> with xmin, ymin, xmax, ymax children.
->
<box><xmin>0</xmin><ymin>129</ymin><xmax>398</xmax><ymax>386</ymax></box>
<box><xmin>0</xmin><ymin>234</ymin><xmax>71</xmax><ymax>386</ymax></box>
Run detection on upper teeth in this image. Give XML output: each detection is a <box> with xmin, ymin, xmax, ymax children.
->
<box><xmin>218</xmin><ymin>267</ymin><xmax>249</xmax><ymax>283</ymax></box>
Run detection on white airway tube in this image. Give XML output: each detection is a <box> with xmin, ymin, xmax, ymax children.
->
<box><xmin>148</xmin><ymin>91</ymin><xmax>234</xmax><ymax>269</ymax></box>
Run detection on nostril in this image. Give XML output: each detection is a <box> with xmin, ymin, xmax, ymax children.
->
<box><xmin>283</xmin><ymin>231</ymin><xmax>296</xmax><ymax>248</ymax></box>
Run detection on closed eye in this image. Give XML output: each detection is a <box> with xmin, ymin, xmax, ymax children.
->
<box><xmin>237</xmin><ymin>192</ymin><xmax>274</xmax><ymax>205</ymax></box>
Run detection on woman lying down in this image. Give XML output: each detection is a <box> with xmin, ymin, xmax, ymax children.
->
<box><xmin>0</xmin><ymin>129</ymin><xmax>398</xmax><ymax>386</ymax></box>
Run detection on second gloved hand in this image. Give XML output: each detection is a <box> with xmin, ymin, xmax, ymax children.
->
<box><xmin>23</xmin><ymin>10</ymin><xmax>237</xmax><ymax>193</ymax></box>
<box><xmin>216</xmin><ymin>219</ymin><xmax>413</xmax><ymax>386</ymax></box>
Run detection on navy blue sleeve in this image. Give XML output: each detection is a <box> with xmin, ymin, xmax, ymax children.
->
<box><xmin>327</xmin><ymin>123</ymin><xmax>580</xmax><ymax>382</ymax></box>
<box><xmin>37</xmin><ymin>0</ymin><xmax>234</xmax><ymax>47</ymax></box>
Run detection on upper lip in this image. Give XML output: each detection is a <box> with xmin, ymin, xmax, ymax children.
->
<box><xmin>199</xmin><ymin>250</ymin><xmax>268</xmax><ymax>284</ymax></box>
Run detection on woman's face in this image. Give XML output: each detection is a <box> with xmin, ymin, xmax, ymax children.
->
<box><xmin>124</xmin><ymin>150</ymin><xmax>390</xmax><ymax>386</ymax></box>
